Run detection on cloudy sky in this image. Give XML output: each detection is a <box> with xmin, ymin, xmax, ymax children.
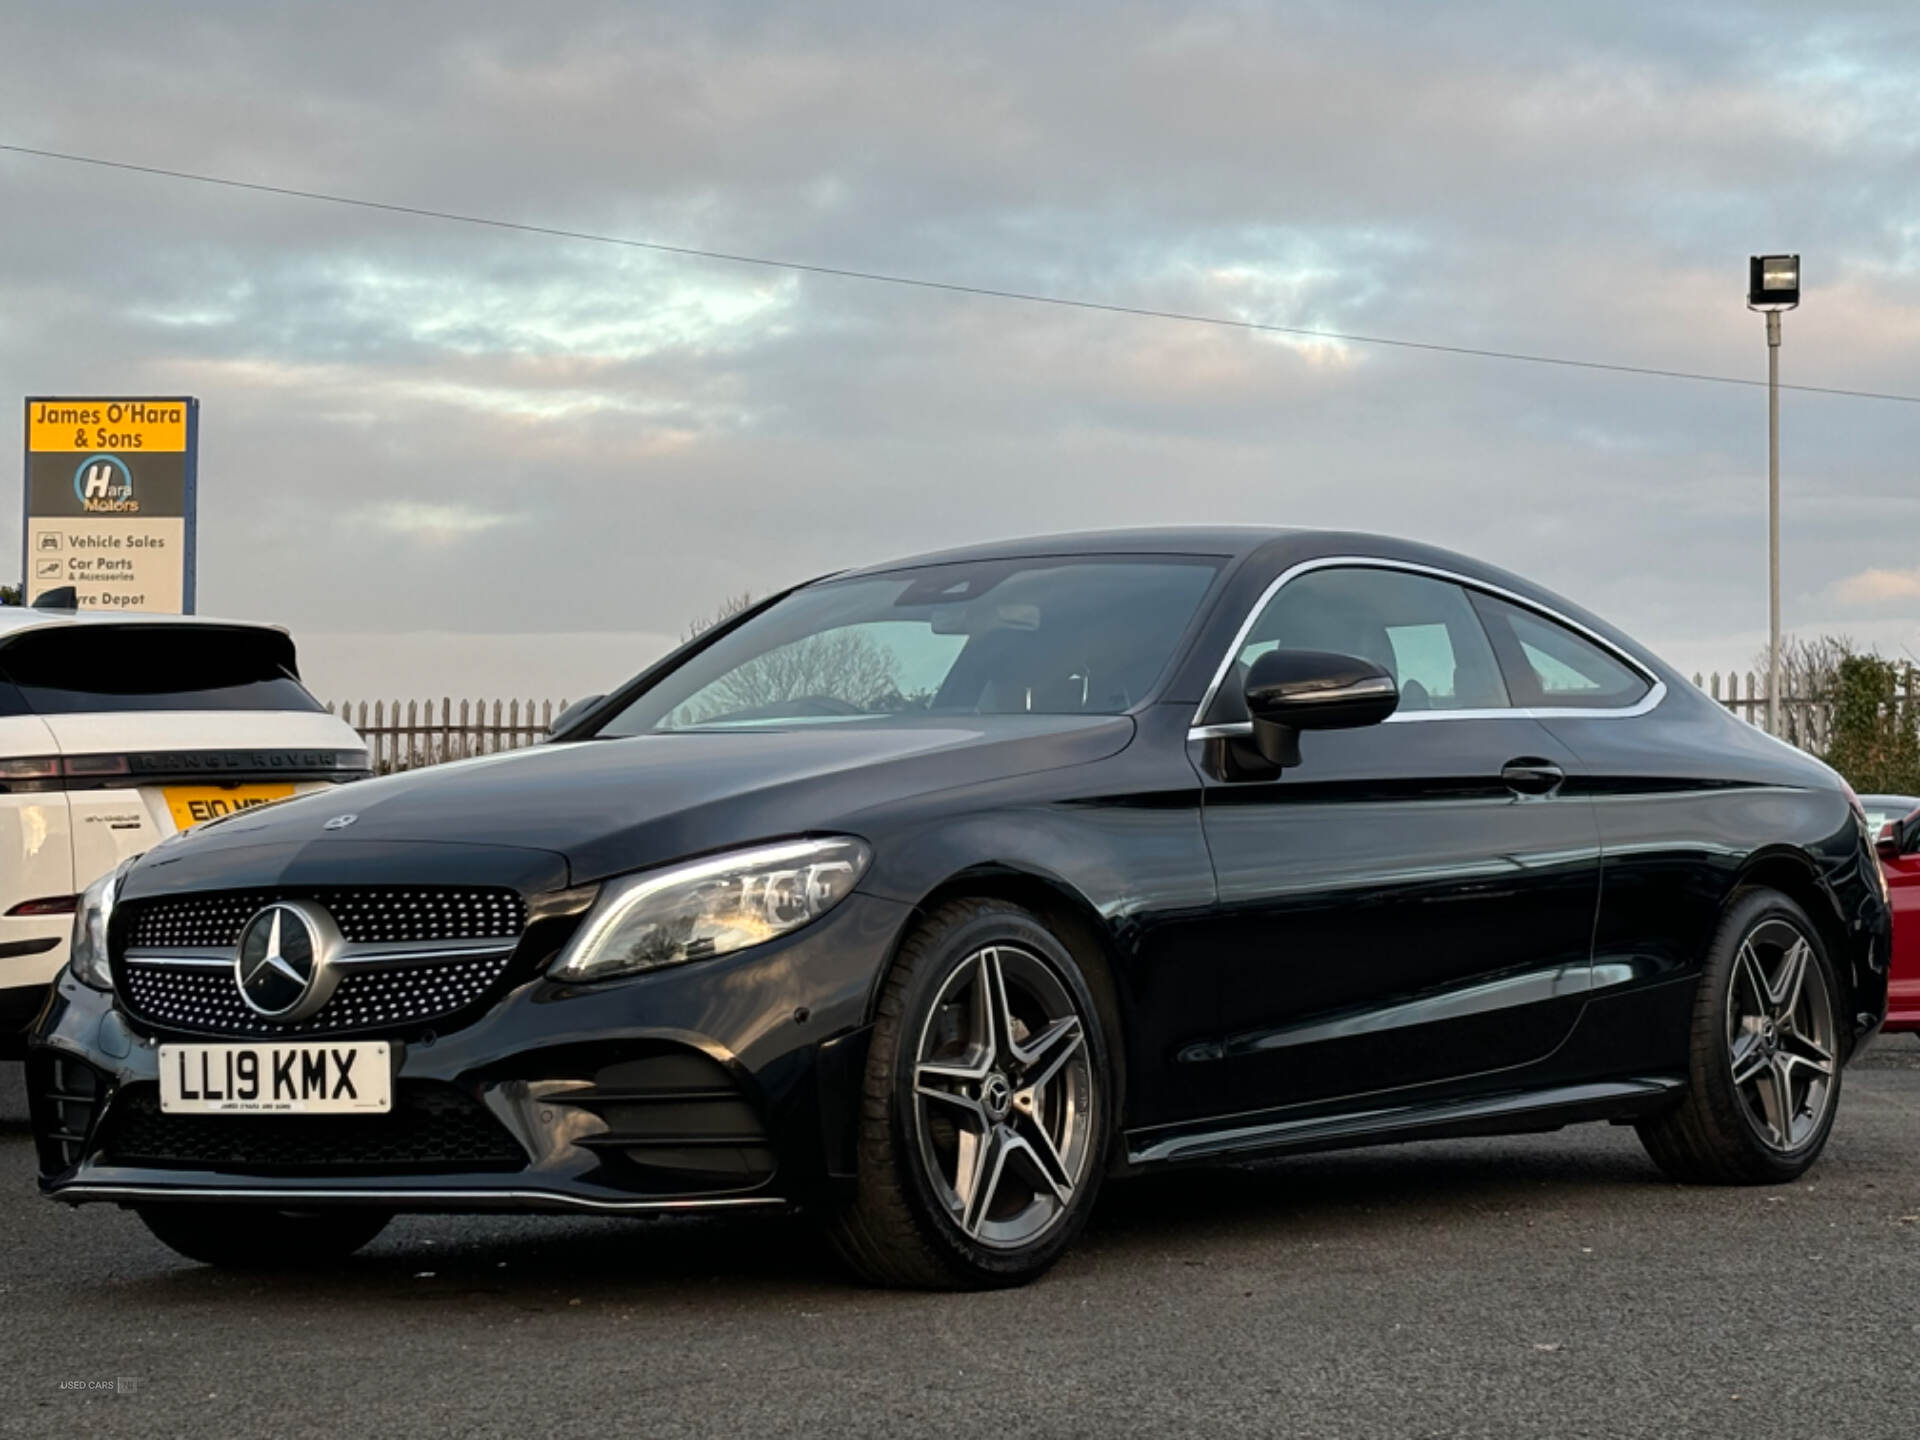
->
<box><xmin>3</xmin><ymin>1</ymin><xmax>1917</xmax><ymax>702</ymax></box>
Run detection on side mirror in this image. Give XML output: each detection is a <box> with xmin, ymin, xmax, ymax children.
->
<box><xmin>1243</xmin><ymin>649</ymin><xmax>1399</xmax><ymax>768</ymax></box>
<box><xmin>548</xmin><ymin>694</ymin><xmax>606</xmax><ymax>737</ymax></box>
<box><xmin>1891</xmin><ymin>811</ymin><xmax>1920</xmax><ymax>859</ymax></box>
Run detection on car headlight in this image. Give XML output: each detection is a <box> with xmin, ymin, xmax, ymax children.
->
<box><xmin>549</xmin><ymin>837</ymin><xmax>871</xmax><ymax>983</ymax></box>
<box><xmin>69</xmin><ymin>859</ymin><xmax>135</xmax><ymax>992</ymax></box>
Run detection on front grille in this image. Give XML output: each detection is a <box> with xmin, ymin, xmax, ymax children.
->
<box><xmin>100</xmin><ymin>1082</ymin><xmax>526</xmax><ymax>1174</ymax></box>
<box><xmin>122</xmin><ymin>952</ymin><xmax>516</xmax><ymax>1036</ymax></box>
<box><xmin>126</xmin><ymin>887</ymin><xmax>526</xmax><ymax>950</ymax></box>
<box><xmin>117</xmin><ymin>885</ymin><xmax>528</xmax><ymax>1039</ymax></box>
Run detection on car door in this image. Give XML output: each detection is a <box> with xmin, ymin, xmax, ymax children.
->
<box><xmin>1879</xmin><ymin>815</ymin><xmax>1920</xmax><ymax>1025</ymax></box>
<box><xmin>1466</xmin><ymin>589</ymin><xmax>1717</xmax><ymax>1033</ymax></box>
<box><xmin>1191</xmin><ymin>562</ymin><xmax>1602</xmax><ymax>1115</ymax></box>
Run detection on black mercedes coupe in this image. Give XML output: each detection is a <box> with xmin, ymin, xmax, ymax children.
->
<box><xmin>28</xmin><ymin>529</ymin><xmax>1890</xmax><ymax>1288</ymax></box>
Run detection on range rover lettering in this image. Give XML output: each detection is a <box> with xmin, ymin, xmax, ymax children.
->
<box><xmin>27</xmin><ymin>530</ymin><xmax>1889</xmax><ymax>1288</ymax></box>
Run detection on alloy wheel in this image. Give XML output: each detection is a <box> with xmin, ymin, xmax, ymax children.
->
<box><xmin>1724</xmin><ymin>917</ymin><xmax>1836</xmax><ymax>1152</ymax></box>
<box><xmin>910</xmin><ymin>944</ymin><xmax>1096</xmax><ymax>1249</ymax></box>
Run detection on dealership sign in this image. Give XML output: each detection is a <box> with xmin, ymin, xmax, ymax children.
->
<box><xmin>22</xmin><ymin>396</ymin><xmax>198</xmax><ymax>612</ymax></box>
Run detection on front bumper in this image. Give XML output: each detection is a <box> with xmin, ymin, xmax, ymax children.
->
<box><xmin>29</xmin><ymin>892</ymin><xmax>908</xmax><ymax>1213</ymax></box>
<box><xmin>0</xmin><ymin>977</ymin><xmax>55</xmax><ymax>1059</ymax></box>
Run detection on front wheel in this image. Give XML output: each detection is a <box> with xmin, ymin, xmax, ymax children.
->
<box><xmin>826</xmin><ymin>899</ymin><xmax>1111</xmax><ymax>1288</ymax></box>
<box><xmin>136</xmin><ymin>1204</ymin><xmax>392</xmax><ymax>1269</ymax></box>
<box><xmin>1637</xmin><ymin>888</ymin><xmax>1844</xmax><ymax>1184</ymax></box>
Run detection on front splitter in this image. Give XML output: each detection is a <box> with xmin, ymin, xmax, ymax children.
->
<box><xmin>46</xmin><ymin>1175</ymin><xmax>793</xmax><ymax>1216</ymax></box>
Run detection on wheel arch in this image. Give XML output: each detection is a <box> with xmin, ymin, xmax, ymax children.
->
<box><xmin>883</xmin><ymin>864</ymin><xmax>1132</xmax><ymax>1139</ymax></box>
<box><xmin>1728</xmin><ymin>844</ymin><xmax>1864</xmax><ymax>1046</ymax></box>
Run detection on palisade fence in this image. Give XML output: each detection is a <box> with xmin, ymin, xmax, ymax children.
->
<box><xmin>326</xmin><ymin>664</ymin><xmax>1918</xmax><ymax>774</ymax></box>
<box><xmin>1690</xmin><ymin>671</ymin><xmax>1829</xmax><ymax>750</ymax></box>
<box><xmin>1690</xmin><ymin>660</ymin><xmax>1920</xmax><ymax>752</ymax></box>
<box><xmin>326</xmin><ymin>698</ymin><xmax>570</xmax><ymax>774</ymax></box>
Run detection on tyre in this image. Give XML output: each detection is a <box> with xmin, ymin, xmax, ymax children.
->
<box><xmin>136</xmin><ymin>1204</ymin><xmax>392</xmax><ymax>1269</ymax></box>
<box><xmin>1637</xmin><ymin>887</ymin><xmax>1844</xmax><ymax>1184</ymax></box>
<box><xmin>827</xmin><ymin>898</ymin><xmax>1111</xmax><ymax>1288</ymax></box>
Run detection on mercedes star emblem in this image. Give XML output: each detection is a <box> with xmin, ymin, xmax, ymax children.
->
<box><xmin>234</xmin><ymin>901</ymin><xmax>343</xmax><ymax>1020</ymax></box>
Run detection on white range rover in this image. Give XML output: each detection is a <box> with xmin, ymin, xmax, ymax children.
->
<box><xmin>0</xmin><ymin>607</ymin><xmax>367</xmax><ymax>1052</ymax></box>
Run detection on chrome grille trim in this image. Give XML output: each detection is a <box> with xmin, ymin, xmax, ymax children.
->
<box><xmin>123</xmin><ymin>939</ymin><xmax>519</xmax><ymax>969</ymax></box>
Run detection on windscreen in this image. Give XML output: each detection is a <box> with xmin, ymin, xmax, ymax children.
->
<box><xmin>0</xmin><ymin>624</ymin><xmax>323</xmax><ymax>714</ymax></box>
<box><xmin>1861</xmin><ymin>798</ymin><xmax>1920</xmax><ymax>835</ymax></box>
<box><xmin>595</xmin><ymin>556</ymin><xmax>1224</xmax><ymax>734</ymax></box>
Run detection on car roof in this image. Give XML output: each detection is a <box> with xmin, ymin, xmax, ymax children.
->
<box><xmin>836</xmin><ymin>526</ymin><xmax>1297</xmax><ymax>577</ymax></box>
<box><xmin>0</xmin><ymin>607</ymin><xmax>289</xmax><ymax>643</ymax></box>
<box><xmin>826</xmin><ymin>525</ymin><xmax>1674</xmax><ymax>682</ymax></box>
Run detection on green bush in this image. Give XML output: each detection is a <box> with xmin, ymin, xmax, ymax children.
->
<box><xmin>1822</xmin><ymin>653</ymin><xmax>1920</xmax><ymax>795</ymax></box>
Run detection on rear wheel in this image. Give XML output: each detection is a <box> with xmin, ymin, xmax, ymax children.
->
<box><xmin>1637</xmin><ymin>888</ymin><xmax>1843</xmax><ymax>1184</ymax></box>
<box><xmin>136</xmin><ymin>1204</ymin><xmax>392</xmax><ymax>1269</ymax></box>
<box><xmin>827</xmin><ymin>899</ymin><xmax>1110</xmax><ymax>1288</ymax></box>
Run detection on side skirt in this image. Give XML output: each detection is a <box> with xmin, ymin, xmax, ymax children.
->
<box><xmin>1125</xmin><ymin>1078</ymin><xmax>1683</xmax><ymax>1168</ymax></box>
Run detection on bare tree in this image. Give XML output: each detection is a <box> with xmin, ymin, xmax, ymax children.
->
<box><xmin>1750</xmin><ymin>634</ymin><xmax>1854</xmax><ymax>754</ymax></box>
<box><xmin>1754</xmin><ymin>634</ymin><xmax>1853</xmax><ymax>698</ymax></box>
<box><xmin>682</xmin><ymin>591</ymin><xmax>757</xmax><ymax>643</ymax></box>
<box><xmin>667</xmin><ymin>591</ymin><xmax>908</xmax><ymax>725</ymax></box>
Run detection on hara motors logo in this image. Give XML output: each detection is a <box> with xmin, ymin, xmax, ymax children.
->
<box><xmin>73</xmin><ymin>454</ymin><xmax>138</xmax><ymax>514</ymax></box>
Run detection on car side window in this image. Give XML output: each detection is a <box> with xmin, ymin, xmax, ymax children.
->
<box><xmin>1209</xmin><ymin>566</ymin><xmax>1509</xmax><ymax>722</ymax></box>
<box><xmin>1469</xmin><ymin>593</ymin><xmax>1651</xmax><ymax>709</ymax></box>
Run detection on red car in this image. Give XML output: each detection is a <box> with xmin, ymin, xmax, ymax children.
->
<box><xmin>1865</xmin><ymin>794</ymin><xmax>1920</xmax><ymax>1032</ymax></box>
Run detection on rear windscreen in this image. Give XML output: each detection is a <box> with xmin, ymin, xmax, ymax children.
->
<box><xmin>0</xmin><ymin>625</ymin><xmax>323</xmax><ymax>715</ymax></box>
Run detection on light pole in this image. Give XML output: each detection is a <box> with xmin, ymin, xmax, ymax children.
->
<box><xmin>1749</xmin><ymin>254</ymin><xmax>1800</xmax><ymax>735</ymax></box>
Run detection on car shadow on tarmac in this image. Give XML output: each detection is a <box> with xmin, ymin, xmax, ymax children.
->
<box><xmin>89</xmin><ymin>1132</ymin><xmax>1676</xmax><ymax>1304</ymax></box>
<box><xmin>28</xmin><ymin>1047</ymin><xmax>1916</xmax><ymax>1303</ymax></box>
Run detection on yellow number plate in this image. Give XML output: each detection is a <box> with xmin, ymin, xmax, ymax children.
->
<box><xmin>163</xmin><ymin>784</ymin><xmax>297</xmax><ymax>830</ymax></box>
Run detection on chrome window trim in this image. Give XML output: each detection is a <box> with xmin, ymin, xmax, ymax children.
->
<box><xmin>1187</xmin><ymin>554</ymin><xmax>1665</xmax><ymax>739</ymax></box>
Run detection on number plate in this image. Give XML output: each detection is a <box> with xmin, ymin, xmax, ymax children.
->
<box><xmin>158</xmin><ymin>1042</ymin><xmax>392</xmax><ymax>1114</ymax></box>
<box><xmin>162</xmin><ymin>784</ymin><xmax>297</xmax><ymax>830</ymax></box>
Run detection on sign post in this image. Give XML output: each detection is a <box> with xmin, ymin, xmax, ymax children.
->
<box><xmin>22</xmin><ymin>396</ymin><xmax>198</xmax><ymax>612</ymax></box>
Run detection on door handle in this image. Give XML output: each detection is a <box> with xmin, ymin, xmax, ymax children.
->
<box><xmin>1502</xmin><ymin>758</ymin><xmax>1565</xmax><ymax>796</ymax></box>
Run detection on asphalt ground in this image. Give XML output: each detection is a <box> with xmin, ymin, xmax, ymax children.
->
<box><xmin>3</xmin><ymin>1045</ymin><xmax>1917</xmax><ymax>1440</ymax></box>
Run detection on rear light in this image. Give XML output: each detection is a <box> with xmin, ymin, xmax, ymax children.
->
<box><xmin>1849</xmin><ymin>784</ymin><xmax>1895</xmax><ymax>904</ymax></box>
<box><xmin>1841</xmin><ymin>781</ymin><xmax>1867</xmax><ymax>823</ymax></box>
<box><xmin>0</xmin><ymin>750</ymin><xmax>365</xmax><ymax>792</ymax></box>
<box><xmin>6</xmin><ymin>895</ymin><xmax>77</xmax><ymax>916</ymax></box>
<box><xmin>0</xmin><ymin>757</ymin><xmax>61</xmax><ymax>790</ymax></box>
<box><xmin>0</xmin><ymin>755</ymin><xmax>124</xmax><ymax>792</ymax></box>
